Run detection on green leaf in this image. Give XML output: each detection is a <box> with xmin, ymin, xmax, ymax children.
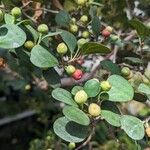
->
<box><xmin>52</xmin><ymin>88</ymin><xmax>78</xmax><ymax>107</ymax></box>
<box><xmin>57</xmin><ymin>29</ymin><xmax>77</xmax><ymax>53</ymax></box>
<box><xmin>71</xmin><ymin>86</ymin><xmax>83</xmax><ymax>95</ymax></box>
<box><xmin>30</xmin><ymin>45</ymin><xmax>58</xmax><ymax>68</ymax></box>
<box><xmin>120</xmin><ymin>115</ymin><xmax>144</xmax><ymax>140</ymax></box>
<box><xmin>101</xmin><ymin>60</ymin><xmax>121</xmax><ymax>75</ymax></box>
<box><xmin>84</xmin><ymin>79</ymin><xmax>100</xmax><ymax>97</ymax></box>
<box><xmin>107</xmin><ymin>75</ymin><xmax>134</xmax><ymax>102</ymax></box>
<box><xmin>129</xmin><ymin>19</ymin><xmax>150</xmax><ymax>39</ymax></box>
<box><xmin>125</xmin><ymin>57</ymin><xmax>142</xmax><ymax>64</ymax></box>
<box><xmin>80</xmin><ymin>42</ymin><xmax>111</xmax><ymax>55</ymax></box>
<box><xmin>4</xmin><ymin>14</ymin><xmax>15</xmax><ymax>24</ymax></box>
<box><xmin>0</xmin><ymin>24</ymin><xmax>26</xmax><ymax>49</ymax></box>
<box><xmin>43</xmin><ymin>68</ymin><xmax>61</xmax><ymax>88</ymax></box>
<box><xmin>63</xmin><ymin>106</ymin><xmax>90</xmax><ymax>126</ymax></box>
<box><xmin>55</xmin><ymin>10</ymin><xmax>71</xmax><ymax>27</ymax></box>
<box><xmin>91</xmin><ymin>16</ymin><xmax>101</xmax><ymax>35</ymax></box>
<box><xmin>101</xmin><ymin>101</ymin><xmax>121</xmax><ymax>127</ymax></box>
<box><xmin>138</xmin><ymin>83</ymin><xmax>150</xmax><ymax>100</ymax></box>
<box><xmin>53</xmin><ymin>117</ymin><xmax>88</xmax><ymax>143</ymax></box>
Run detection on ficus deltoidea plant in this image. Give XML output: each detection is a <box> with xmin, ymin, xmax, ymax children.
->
<box><xmin>0</xmin><ymin>0</ymin><xmax>150</xmax><ymax>149</ymax></box>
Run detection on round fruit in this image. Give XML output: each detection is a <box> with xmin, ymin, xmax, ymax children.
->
<box><xmin>71</xmin><ymin>17</ymin><xmax>76</xmax><ymax>24</ymax></box>
<box><xmin>105</xmin><ymin>26</ymin><xmax>113</xmax><ymax>33</ymax></box>
<box><xmin>70</xmin><ymin>24</ymin><xmax>78</xmax><ymax>33</ymax></box>
<box><xmin>65</xmin><ymin>65</ymin><xmax>76</xmax><ymax>75</ymax></box>
<box><xmin>74</xmin><ymin>90</ymin><xmax>88</xmax><ymax>104</ymax></box>
<box><xmin>24</xmin><ymin>41</ymin><xmax>34</xmax><ymax>50</ymax></box>
<box><xmin>110</xmin><ymin>35</ymin><xmax>119</xmax><ymax>41</ymax></box>
<box><xmin>102</xmin><ymin>29</ymin><xmax>111</xmax><ymax>38</ymax></box>
<box><xmin>121</xmin><ymin>67</ymin><xmax>131</xmax><ymax>77</ymax></box>
<box><xmin>76</xmin><ymin>0</ymin><xmax>87</xmax><ymax>6</ymax></box>
<box><xmin>25</xmin><ymin>84</ymin><xmax>31</xmax><ymax>91</ymax></box>
<box><xmin>68</xmin><ymin>142</ymin><xmax>76</xmax><ymax>150</ymax></box>
<box><xmin>125</xmin><ymin>71</ymin><xmax>133</xmax><ymax>80</ymax></box>
<box><xmin>100</xmin><ymin>81</ymin><xmax>111</xmax><ymax>91</ymax></box>
<box><xmin>77</xmin><ymin>38</ymin><xmax>87</xmax><ymax>48</ymax></box>
<box><xmin>82</xmin><ymin>31</ymin><xmax>90</xmax><ymax>38</ymax></box>
<box><xmin>37</xmin><ymin>24</ymin><xmax>49</xmax><ymax>34</ymax></box>
<box><xmin>88</xmin><ymin>103</ymin><xmax>101</xmax><ymax>117</ymax></box>
<box><xmin>72</xmin><ymin>69</ymin><xmax>83</xmax><ymax>80</ymax></box>
<box><xmin>146</xmin><ymin>127</ymin><xmax>150</xmax><ymax>137</ymax></box>
<box><xmin>80</xmin><ymin>15</ymin><xmax>88</xmax><ymax>23</ymax></box>
<box><xmin>0</xmin><ymin>10</ymin><xmax>4</xmax><ymax>22</ymax></box>
<box><xmin>11</xmin><ymin>7</ymin><xmax>21</xmax><ymax>18</ymax></box>
<box><xmin>57</xmin><ymin>42</ymin><xmax>68</xmax><ymax>55</ymax></box>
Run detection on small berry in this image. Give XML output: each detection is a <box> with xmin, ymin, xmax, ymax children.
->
<box><xmin>121</xmin><ymin>67</ymin><xmax>131</xmax><ymax>77</ymax></box>
<box><xmin>68</xmin><ymin>142</ymin><xmax>76</xmax><ymax>150</ymax></box>
<box><xmin>88</xmin><ymin>103</ymin><xmax>101</xmax><ymax>117</ymax></box>
<box><xmin>100</xmin><ymin>81</ymin><xmax>111</xmax><ymax>91</ymax></box>
<box><xmin>71</xmin><ymin>17</ymin><xmax>76</xmax><ymax>24</ymax></box>
<box><xmin>37</xmin><ymin>24</ymin><xmax>49</xmax><ymax>34</ymax></box>
<box><xmin>25</xmin><ymin>84</ymin><xmax>31</xmax><ymax>91</ymax></box>
<box><xmin>105</xmin><ymin>26</ymin><xmax>113</xmax><ymax>33</ymax></box>
<box><xmin>80</xmin><ymin>15</ymin><xmax>88</xmax><ymax>23</ymax></box>
<box><xmin>76</xmin><ymin>0</ymin><xmax>87</xmax><ymax>6</ymax></box>
<box><xmin>11</xmin><ymin>7</ymin><xmax>21</xmax><ymax>18</ymax></box>
<box><xmin>70</xmin><ymin>24</ymin><xmax>78</xmax><ymax>33</ymax></box>
<box><xmin>72</xmin><ymin>69</ymin><xmax>83</xmax><ymax>80</ymax></box>
<box><xmin>146</xmin><ymin>127</ymin><xmax>150</xmax><ymax>137</ymax></box>
<box><xmin>102</xmin><ymin>29</ymin><xmax>111</xmax><ymax>38</ymax></box>
<box><xmin>24</xmin><ymin>41</ymin><xmax>34</xmax><ymax>51</ymax></box>
<box><xmin>65</xmin><ymin>65</ymin><xmax>76</xmax><ymax>75</ymax></box>
<box><xmin>57</xmin><ymin>42</ymin><xmax>68</xmax><ymax>55</ymax></box>
<box><xmin>74</xmin><ymin>90</ymin><xmax>88</xmax><ymax>104</ymax></box>
<box><xmin>82</xmin><ymin>31</ymin><xmax>90</xmax><ymax>38</ymax></box>
<box><xmin>77</xmin><ymin>38</ymin><xmax>87</xmax><ymax>48</ymax></box>
<box><xmin>0</xmin><ymin>9</ymin><xmax>4</xmax><ymax>22</ymax></box>
<box><xmin>125</xmin><ymin>71</ymin><xmax>133</xmax><ymax>80</ymax></box>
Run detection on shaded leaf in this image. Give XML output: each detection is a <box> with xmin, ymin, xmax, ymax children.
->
<box><xmin>91</xmin><ymin>16</ymin><xmax>101</xmax><ymax>35</ymax></box>
<box><xmin>71</xmin><ymin>86</ymin><xmax>83</xmax><ymax>95</ymax></box>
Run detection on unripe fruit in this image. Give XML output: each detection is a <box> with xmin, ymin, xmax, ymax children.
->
<box><xmin>65</xmin><ymin>65</ymin><xmax>76</xmax><ymax>75</ymax></box>
<box><xmin>0</xmin><ymin>10</ymin><xmax>4</xmax><ymax>22</ymax></box>
<box><xmin>82</xmin><ymin>31</ymin><xmax>90</xmax><ymax>38</ymax></box>
<box><xmin>72</xmin><ymin>69</ymin><xmax>83</xmax><ymax>80</ymax></box>
<box><xmin>102</xmin><ymin>29</ymin><xmax>111</xmax><ymax>38</ymax></box>
<box><xmin>125</xmin><ymin>71</ymin><xmax>133</xmax><ymax>80</ymax></box>
<box><xmin>100</xmin><ymin>81</ymin><xmax>111</xmax><ymax>91</ymax></box>
<box><xmin>25</xmin><ymin>84</ymin><xmax>31</xmax><ymax>91</ymax></box>
<box><xmin>74</xmin><ymin>90</ymin><xmax>88</xmax><ymax>104</ymax></box>
<box><xmin>110</xmin><ymin>34</ymin><xmax>119</xmax><ymax>41</ymax></box>
<box><xmin>71</xmin><ymin>17</ymin><xmax>76</xmax><ymax>24</ymax></box>
<box><xmin>77</xmin><ymin>38</ymin><xmax>87</xmax><ymax>48</ymax></box>
<box><xmin>76</xmin><ymin>0</ymin><xmax>87</xmax><ymax>6</ymax></box>
<box><xmin>68</xmin><ymin>142</ymin><xmax>76</xmax><ymax>150</ymax></box>
<box><xmin>121</xmin><ymin>67</ymin><xmax>131</xmax><ymax>77</ymax></box>
<box><xmin>70</xmin><ymin>24</ymin><xmax>78</xmax><ymax>33</ymax></box>
<box><xmin>24</xmin><ymin>41</ymin><xmax>34</xmax><ymax>51</ymax></box>
<box><xmin>145</xmin><ymin>127</ymin><xmax>150</xmax><ymax>137</ymax></box>
<box><xmin>11</xmin><ymin>7</ymin><xmax>21</xmax><ymax>18</ymax></box>
<box><xmin>37</xmin><ymin>24</ymin><xmax>49</xmax><ymax>34</ymax></box>
<box><xmin>88</xmin><ymin>103</ymin><xmax>101</xmax><ymax>117</ymax></box>
<box><xmin>105</xmin><ymin>26</ymin><xmax>113</xmax><ymax>33</ymax></box>
<box><xmin>80</xmin><ymin>15</ymin><xmax>88</xmax><ymax>23</ymax></box>
<box><xmin>57</xmin><ymin>42</ymin><xmax>68</xmax><ymax>55</ymax></box>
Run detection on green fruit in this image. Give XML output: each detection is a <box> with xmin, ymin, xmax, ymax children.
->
<box><xmin>121</xmin><ymin>67</ymin><xmax>131</xmax><ymax>77</ymax></box>
<box><xmin>11</xmin><ymin>7</ymin><xmax>21</xmax><ymax>18</ymax></box>
<box><xmin>82</xmin><ymin>31</ymin><xmax>90</xmax><ymax>38</ymax></box>
<box><xmin>88</xmin><ymin>103</ymin><xmax>101</xmax><ymax>117</ymax></box>
<box><xmin>77</xmin><ymin>38</ymin><xmax>87</xmax><ymax>48</ymax></box>
<box><xmin>100</xmin><ymin>81</ymin><xmax>111</xmax><ymax>91</ymax></box>
<box><xmin>68</xmin><ymin>142</ymin><xmax>76</xmax><ymax>150</ymax></box>
<box><xmin>57</xmin><ymin>42</ymin><xmax>68</xmax><ymax>55</ymax></box>
<box><xmin>0</xmin><ymin>9</ymin><xmax>4</xmax><ymax>22</ymax></box>
<box><xmin>24</xmin><ymin>41</ymin><xmax>34</xmax><ymax>50</ymax></box>
<box><xmin>37</xmin><ymin>24</ymin><xmax>49</xmax><ymax>34</ymax></box>
<box><xmin>74</xmin><ymin>90</ymin><xmax>88</xmax><ymax>104</ymax></box>
<box><xmin>76</xmin><ymin>0</ymin><xmax>87</xmax><ymax>6</ymax></box>
<box><xmin>71</xmin><ymin>17</ymin><xmax>76</xmax><ymax>24</ymax></box>
<box><xmin>65</xmin><ymin>65</ymin><xmax>76</xmax><ymax>75</ymax></box>
<box><xmin>110</xmin><ymin>34</ymin><xmax>119</xmax><ymax>41</ymax></box>
<box><xmin>80</xmin><ymin>15</ymin><xmax>88</xmax><ymax>23</ymax></box>
<box><xmin>25</xmin><ymin>84</ymin><xmax>31</xmax><ymax>91</ymax></box>
<box><xmin>70</xmin><ymin>24</ymin><xmax>78</xmax><ymax>33</ymax></box>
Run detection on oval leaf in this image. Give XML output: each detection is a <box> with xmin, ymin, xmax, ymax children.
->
<box><xmin>53</xmin><ymin>117</ymin><xmax>88</xmax><ymax>143</ymax></box>
<box><xmin>52</xmin><ymin>88</ymin><xmax>78</xmax><ymax>107</ymax></box>
<box><xmin>84</xmin><ymin>79</ymin><xmax>101</xmax><ymax>97</ymax></box>
<box><xmin>120</xmin><ymin>115</ymin><xmax>144</xmax><ymax>140</ymax></box>
<box><xmin>63</xmin><ymin>106</ymin><xmax>90</xmax><ymax>126</ymax></box>
<box><xmin>71</xmin><ymin>86</ymin><xmax>83</xmax><ymax>95</ymax></box>
<box><xmin>107</xmin><ymin>75</ymin><xmax>134</xmax><ymax>102</ymax></box>
<box><xmin>4</xmin><ymin>14</ymin><xmax>15</xmax><ymax>24</ymax></box>
<box><xmin>0</xmin><ymin>24</ymin><xmax>26</xmax><ymax>49</ymax></box>
<box><xmin>30</xmin><ymin>45</ymin><xmax>58</xmax><ymax>68</ymax></box>
<box><xmin>91</xmin><ymin>16</ymin><xmax>101</xmax><ymax>36</ymax></box>
<box><xmin>80</xmin><ymin>42</ymin><xmax>111</xmax><ymax>55</ymax></box>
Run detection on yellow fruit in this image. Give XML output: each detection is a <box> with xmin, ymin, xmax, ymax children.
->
<box><xmin>74</xmin><ymin>90</ymin><xmax>88</xmax><ymax>104</ymax></box>
<box><xmin>105</xmin><ymin>26</ymin><xmax>113</xmax><ymax>33</ymax></box>
<box><xmin>68</xmin><ymin>142</ymin><xmax>76</xmax><ymax>149</ymax></box>
<box><xmin>100</xmin><ymin>81</ymin><xmax>111</xmax><ymax>91</ymax></box>
<box><xmin>24</xmin><ymin>41</ymin><xmax>34</xmax><ymax>50</ymax></box>
<box><xmin>70</xmin><ymin>24</ymin><xmax>78</xmax><ymax>33</ymax></box>
<box><xmin>25</xmin><ymin>84</ymin><xmax>31</xmax><ymax>90</ymax></box>
<box><xmin>11</xmin><ymin>7</ymin><xmax>21</xmax><ymax>18</ymax></box>
<box><xmin>77</xmin><ymin>38</ymin><xmax>87</xmax><ymax>48</ymax></box>
<box><xmin>37</xmin><ymin>24</ymin><xmax>49</xmax><ymax>34</ymax></box>
<box><xmin>80</xmin><ymin>15</ymin><xmax>88</xmax><ymax>23</ymax></box>
<box><xmin>57</xmin><ymin>42</ymin><xmax>68</xmax><ymax>55</ymax></box>
<box><xmin>76</xmin><ymin>0</ymin><xmax>87</xmax><ymax>6</ymax></box>
<box><xmin>88</xmin><ymin>103</ymin><xmax>101</xmax><ymax>117</ymax></box>
<box><xmin>121</xmin><ymin>67</ymin><xmax>131</xmax><ymax>77</ymax></box>
<box><xmin>82</xmin><ymin>31</ymin><xmax>90</xmax><ymax>38</ymax></box>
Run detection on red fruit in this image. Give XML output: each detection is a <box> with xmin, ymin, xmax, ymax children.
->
<box><xmin>102</xmin><ymin>29</ymin><xmax>111</xmax><ymax>38</ymax></box>
<box><xmin>72</xmin><ymin>69</ymin><xmax>83</xmax><ymax>80</ymax></box>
